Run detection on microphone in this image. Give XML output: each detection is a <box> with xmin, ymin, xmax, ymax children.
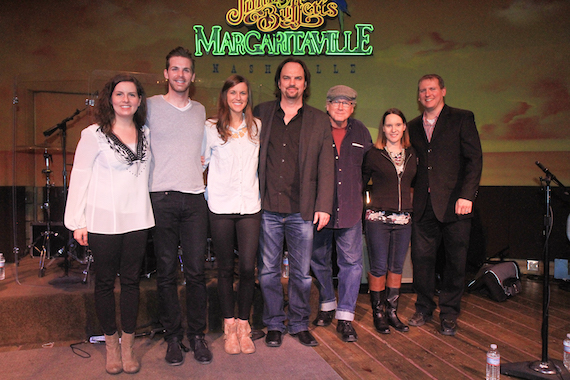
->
<box><xmin>536</xmin><ymin>161</ymin><xmax>557</xmax><ymax>181</ymax></box>
<box><xmin>536</xmin><ymin>161</ymin><xmax>569</xmax><ymax>195</ymax></box>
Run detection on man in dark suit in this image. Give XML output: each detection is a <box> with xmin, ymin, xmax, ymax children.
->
<box><xmin>254</xmin><ymin>58</ymin><xmax>334</xmax><ymax>348</ymax></box>
<box><xmin>407</xmin><ymin>74</ymin><xmax>482</xmax><ymax>336</ymax></box>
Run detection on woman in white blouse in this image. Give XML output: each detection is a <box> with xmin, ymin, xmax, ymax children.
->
<box><xmin>202</xmin><ymin>75</ymin><xmax>261</xmax><ymax>355</ymax></box>
<box><xmin>64</xmin><ymin>74</ymin><xmax>154</xmax><ymax>374</ymax></box>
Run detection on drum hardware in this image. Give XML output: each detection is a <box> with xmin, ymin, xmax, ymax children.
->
<box><xmin>206</xmin><ymin>237</ymin><xmax>216</xmax><ymax>267</ymax></box>
<box><xmin>41</xmin><ymin>107</ymin><xmax>88</xmax><ymax>282</ymax></box>
<box><xmin>28</xmin><ymin>149</ymin><xmax>57</xmax><ymax>277</ymax></box>
<box><xmin>82</xmin><ymin>248</ymin><xmax>93</xmax><ymax>284</ymax></box>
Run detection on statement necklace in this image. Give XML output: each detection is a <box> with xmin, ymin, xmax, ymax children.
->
<box><xmin>386</xmin><ymin>148</ymin><xmax>404</xmax><ymax>167</ymax></box>
<box><xmin>230</xmin><ymin>128</ymin><xmax>247</xmax><ymax>139</ymax></box>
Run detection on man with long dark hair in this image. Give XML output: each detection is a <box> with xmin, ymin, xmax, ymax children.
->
<box><xmin>254</xmin><ymin>58</ymin><xmax>334</xmax><ymax>348</ymax></box>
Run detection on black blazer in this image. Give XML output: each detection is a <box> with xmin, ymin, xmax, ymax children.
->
<box><xmin>254</xmin><ymin>100</ymin><xmax>334</xmax><ymax>221</ymax></box>
<box><xmin>408</xmin><ymin>104</ymin><xmax>482</xmax><ymax>223</ymax></box>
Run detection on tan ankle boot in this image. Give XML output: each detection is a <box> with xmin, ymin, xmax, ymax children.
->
<box><xmin>224</xmin><ymin>319</ymin><xmax>240</xmax><ymax>354</ymax></box>
<box><xmin>104</xmin><ymin>332</ymin><xmax>123</xmax><ymax>374</ymax></box>
<box><xmin>237</xmin><ymin>319</ymin><xmax>255</xmax><ymax>354</ymax></box>
<box><xmin>121</xmin><ymin>332</ymin><xmax>140</xmax><ymax>374</ymax></box>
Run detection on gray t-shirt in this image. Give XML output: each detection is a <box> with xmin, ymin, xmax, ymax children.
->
<box><xmin>147</xmin><ymin>95</ymin><xmax>206</xmax><ymax>193</ymax></box>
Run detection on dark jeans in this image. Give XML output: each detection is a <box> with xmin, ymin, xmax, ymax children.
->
<box><xmin>209</xmin><ymin>210</ymin><xmax>261</xmax><ymax>320</ymax></box>
<box><xmin>151</xmin><ymin>191</ymin><xmax>208</xmax><ymax>341</ymax></box>
<box><xmin>411</xmin><ymin>196</ymin><xmax>471</xmax><ymax>320</ymax></box>
<box><xmin>365</xmin><ymin>219</ymin><xmax>411</xmax><ymax>277</ymax></box>
<box><xmin>89</xmin><ymin>229</ymin><xmax>148</xmax><ymax>335</ymax></box>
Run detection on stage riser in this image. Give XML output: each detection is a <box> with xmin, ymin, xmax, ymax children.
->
<box><xmin>0</xmin><ymin>275</ymin><xmax>303</xmax><ymax>347</ymax></box>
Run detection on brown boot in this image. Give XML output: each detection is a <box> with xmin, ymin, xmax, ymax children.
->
<box><xmin>224</xmin><ymin>319</ymin><xmax>240</xmax><ymax>355</ymax></box>
<box><xmin>104</xmin><ymin>332</ymin><xmax>123</xmax><ymax>374</ymax></box>
<box><xmin>237</xmin><ymin>319</ymin><xmax>256</xmax><ymax>354</ymax></box>
<box><xmin>121</xmin><ymin>332</ymin><xmax>140</xmax><ymax>374</ymax></box>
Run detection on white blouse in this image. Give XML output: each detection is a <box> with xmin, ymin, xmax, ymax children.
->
<box><xmin>202</xmin><ymin>117</ymin><xmax>261</xmax><ymax>215</ymax></box>
<box><xmin>64</xmin><ymin>124</ymin><xmax>155</xmax><ymax>234</ymax></box>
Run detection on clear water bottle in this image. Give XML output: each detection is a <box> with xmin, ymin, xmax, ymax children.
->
<box><xmin>564</xmin><ymin>333</ymin><xmax>570</xmax><ymax>371</ymax></box>
<box><xmin>486</xmin><ymin>344</ymin><xmax>500</xmax><ymax>380</ymax></box>
<box><xmin>282</xmin><ymin>251</ymin><xmax>289</xmax><ymax>278</ymax></box>
<box><xmin>0</xmin><ymin>253</ymin><xmax>5</xmax><ymax>280</ymax></box>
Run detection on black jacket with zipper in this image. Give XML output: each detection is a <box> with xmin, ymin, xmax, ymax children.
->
<box><xmin>362</xmin><ymin>146</ymin><xmax>417</xmax><ymax>213</ymax></box>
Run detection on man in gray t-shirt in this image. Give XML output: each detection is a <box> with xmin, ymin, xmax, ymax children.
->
<box><xmin>148</xmin><ymin>47</ymin><xmax>212</xmax><ymax>366</ymax></box>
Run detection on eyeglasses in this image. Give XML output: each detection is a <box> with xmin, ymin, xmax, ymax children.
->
<box><xmin>329</xmin><ymin>100</ymin><xmax>354</xmax><ymax>107</ymax></box>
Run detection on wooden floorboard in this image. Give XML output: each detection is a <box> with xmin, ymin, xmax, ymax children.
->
<box><xmin>312</xmin><ymin>277</ymin><xmax>570</xmax><ymax>379</ymax></box>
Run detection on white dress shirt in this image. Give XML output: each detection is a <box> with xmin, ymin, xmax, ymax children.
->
<box><xmin>202</xmin><ymin>117</ymin><xmax>261</xmax><ymax>215</ymax></box>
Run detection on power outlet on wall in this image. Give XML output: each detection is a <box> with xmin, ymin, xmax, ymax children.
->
<box><xmin>527</xmin><ymin>260</ymin><xmax>539</xmax><ymax>272</ymax></box>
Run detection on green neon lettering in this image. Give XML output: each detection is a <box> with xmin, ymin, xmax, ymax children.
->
<box><xmin>275</xmin><ymin>32</ymin><xmax>292</xmax><ymax>55</ymax></box>
<box><xmin>289</xmin><ymin>31</ymin><xmax>305</xmax><ymax>55</ymax></box>
<box><xmin>244</xmin><ymin>30</ymin><xmax>263</xmax><ymax>55</ymax></box>
<box><xmin>193</xmin><ymin>25</ymin><xmax>221</xmax><ymax>56</ymax></box>
<box><xmin>220</xmin><ymin>32</ymin><xmax>235</xmax><ymax>55</ymax></box>
<box><xmin>193</xmin><ymin>24</ymin><xmax>373</xmax><ymax>56</ymax></box>
<box><xmin>260</xmin><ymin>33</ymin><xmax>275</xmax><ymax>55</ymax></box>
<box><xmin>355</xmin><ymin>24</ymin><xmax>373</xmax><ymax>54</ymax></box>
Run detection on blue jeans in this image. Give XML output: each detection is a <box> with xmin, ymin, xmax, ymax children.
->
<box><xmin>150</xmin><ymin>191</ymin><xmax>208</xmax><ymax>341</ymax></box>
<box><xmin>311</xmin><ymin>222</ymin><xmax>363</xmax><ymax>321</ymax></box>
<box><xmin>258</xmin><ymin>211</ymin><xmax>314</xmax><ymax>334</ymax></box>
<box><xmin>365</xmin><ymin>219</ymin><xmax>412</xmax><ymax>277</ymax></box>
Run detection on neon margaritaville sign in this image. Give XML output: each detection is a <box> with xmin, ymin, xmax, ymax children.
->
<box><xmin>193</xmin><ymin>0</ymin><xmax>374</xmax><ymax>56</ymax></box>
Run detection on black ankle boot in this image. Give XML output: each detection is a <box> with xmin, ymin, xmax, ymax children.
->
<box><xmin>370</xmin><ymin>290</ymin><xmax>390</xmax><ymax>334</ymax></box>
<box><xmin>385</xmin><ymin>287</ymin><xmax>409</xmax><ymax>332</ymax></box>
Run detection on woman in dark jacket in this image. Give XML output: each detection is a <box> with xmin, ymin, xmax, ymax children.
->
<box><xmin>362</xmin><ymin>108</ymin><xmax>417</xmax><ymax>334</ymax></box>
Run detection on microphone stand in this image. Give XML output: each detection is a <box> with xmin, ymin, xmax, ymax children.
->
<box><xmin>43</xmin><ymin>107</ymin><xmax>86</xmax><ymax>278</ymax></box>
<box><xmin>501</xmin><ymin>162</ymin><xmax>570</xmax><ymax>379</ymax></box>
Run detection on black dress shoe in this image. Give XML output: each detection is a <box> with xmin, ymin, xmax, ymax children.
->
<box><xmin>251</xmin><ymin>329</ymin><xmax>266</xmax><ymax>341</ymax></box>
<box><xmin>165</xmin><ymin>337</ymin><xmax>186</xmax><ymax>366</ymax></box>
<box><xmin>291</xmin><ymin>330</ymin><xmax>318</xmax><ymax>347</ymax></box>
<box><xmin>336</xmin><ymin>320</ymin><xmax>358</xmax><ymax>342</ymax></box>
<box><xmin>440</xmin><ymin>319</ymin><xmax>457</xmax><ymax>336</ymax></box>
<box><xmin>408</xmin><ymin>312</ymin><xmax>432</xmax><ymax>327</ymax></box>
<box><xmin>188</xmin><ymin>335</ymin><xmax>212</xmax><ymax>364</ymax></box>
<box><xmin>265</xmin><ymin>330</ymin><xmax>283</xmax><ymax>347</ymax></box>
<box><xmin>312</xmin><ymin>310</ymin><xmax>335</xmax><ymax>327</ymax></box>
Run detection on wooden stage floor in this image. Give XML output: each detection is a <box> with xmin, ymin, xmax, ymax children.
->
<box><xmin>311</xmin><ymin>276</ymin><xmax>570</xmax><ymax>379</ymax></box>
<box><xmin>1</xmin><ymin>255</ymin><xmax>570</xmax><ymax>379</ymax></box>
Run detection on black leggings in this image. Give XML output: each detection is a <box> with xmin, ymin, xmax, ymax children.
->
<box><xmin>89</xmin><ymin>229</ymin><xmax>148</xmax><ymax>335</ymax></box>
<box><xmin>209</xmin><ymin>211</ymin><xmax>261</xmax><ymax>320</ymax></box>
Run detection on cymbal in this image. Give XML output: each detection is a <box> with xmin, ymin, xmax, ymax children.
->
<box><xmin>14</xmin><ymin>145</ymin><xmax>72</xmax><ymax>153</ymax></box>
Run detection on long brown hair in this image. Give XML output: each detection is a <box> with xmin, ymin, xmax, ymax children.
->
<box><xmin>212</xmin><ymin>74</ymin><xmax>259</xmax><ymax>143</ymax></box>
<box><xmin>375</xmin><ymin>108</ymin><xmax>411</xmax><ymax>149</ymax></box>
<box><xmin>95</xmin><ymin>73</ymin><xmax>147</xmax><ymax>135</ymax></box>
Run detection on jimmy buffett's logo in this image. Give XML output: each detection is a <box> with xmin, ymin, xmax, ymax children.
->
<box><xmin>193</xmin><ymin>0</ymin><xmax>373</xmax><ymax>56</ymax></box>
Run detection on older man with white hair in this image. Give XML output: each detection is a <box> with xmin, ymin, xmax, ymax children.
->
<box><xmin>311</xmin><ymin>85</ymin><xmax>372</xmax><ymax>342</ymax></box>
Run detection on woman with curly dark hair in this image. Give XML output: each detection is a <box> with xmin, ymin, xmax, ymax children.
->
<box><xmin>202</xmin><ymin>74</ymin><xmax>261</xmax><ymax>355</ymax></box>
<box><xmin>65</xmin><ymin>73</ymin><xmax>153</xmax><ymax>374</ymax></box>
